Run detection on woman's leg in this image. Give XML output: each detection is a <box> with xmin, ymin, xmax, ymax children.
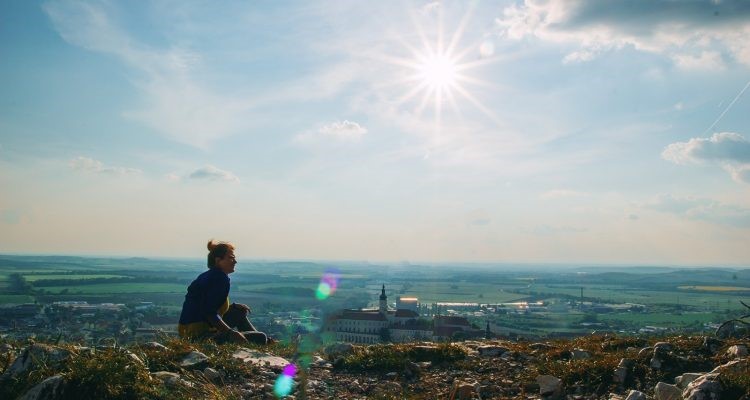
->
<box><xmin>223</xmin><ymin>305</ymin><xmax>269</xmax><ymax>344</ymax></box>
<box><xmin>223</xmin><ymin>304</ymin><xmax>256</xmax><ymax>331</ymax></box>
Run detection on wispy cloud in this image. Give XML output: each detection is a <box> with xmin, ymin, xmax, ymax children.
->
<box><xmin>69</xmin><ymin>156</ymin><xmax>141</xmax><ymax>176</ymax></box>
<box><xmin>644</xmin><ymin>194</ymin><xmax>750</xmax><ymax>227</ymax></box>
<box><xmin>42</xmin><ymin>1</ymin><xmax>249</xmax><ymax>148</ymax></box>
<box><xmin>662</xmin><ymin>132</ymin><xmax>750</xmax><ymax>183</ymax></box>
<box><xmin>188</xmin><ymin>165</ymin><xmax>239</xmax><ymax>183</ymax></box>
<box><xmin>496</xmin><ymin>0</ymin><xmax>750</xmax><ymax>68</ymax></box>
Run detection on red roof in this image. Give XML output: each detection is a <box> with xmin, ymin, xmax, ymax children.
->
<box><xmin>394</xmin><ymin>309</ymin><xmax>419</xmax><ymax>318</ymax></box>
<box><xmin>434</xmin><ymin>316</ymin><xmax>470</xmax><ymax>326</ymax></box>
<box><xmin>433</xmin><ymin>326</ymin><xmax>463</xmax><ymax>337</ymax></box>
<box><xmin>339</xmin><ymin>311</ymin><xmax>387</xmax><ymax>321</ymax></box>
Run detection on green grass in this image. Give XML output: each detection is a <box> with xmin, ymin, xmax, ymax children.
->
<box><xmin>0</xmin><ymin>294</ymin><xmax>35</xmax><ymax>304</ymax></box>
<box><xmin>40</xmin><ymin>283</ymin><xmax>186</xmax><ymax>294</ymax></box>
<box><xmin>598</xmin><ymin>312</ymin><xmax>720</xmax><ymax>327</ymax></box>
<box><xmin>24</xmin><ymin>274</ymin><xmax>130</xmax><ymax>282</ymax></box>
<box><xmin>396</xmin><ymin>282</ymin><xmax>528</xmax><ymax>303</ymax></box>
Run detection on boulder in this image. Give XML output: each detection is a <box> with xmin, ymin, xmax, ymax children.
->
<box><xmin>477</xmin><ymin>345</ymin><xmax>509</xmax><ymax>357</ymax></box>
<box><xmin>711</xmin><ymin>358</ymin><xmax>748</xmax><ymax>374</ymax></box>
<box><xmin>675</xmin><ymin>373</ymin><xmax>705</xmax><ymax>389</ymax></box>
<box><xmin>613</xmin><ymin>359</ymin><xmax>634</xmax><ymax>384</ymax></box>
<box><xmin>450</xmin><ymin>381</ymin><xmax>475</xmax><ymax>400</ymax></box>
<box><xmin>18</xmin><ymin>375</ymin><xmax>64</xmax><ymax>400</ymax></box>
<box><xmin>203</xmin><ymin>367</ymin><xmax>223</xmax><ymax>382</ymax></box>
<box><xmin>152</xmin><ymin>371</ymin><xmax>184</xmax><ymax>387</ymax></box>
<box><xmin>570</xmin><ymin>348</ymin><xmax>591</xmax><ymax>360</ymax></box>
<box><xmin>324</xmin><ymin>343</ymin><xmax>354</xmax><ymax>357</ymax></box>
<box><xmin>624</xmin><ymin>390</ymin><xmax>646</xmax><ymax>400</ymax></box>
<box><xmin>179</xmin><ymin>350</ymin><xmax>209</xmax><ymax>368</ymax></box>
<box><xmin>637</xmin><ymin>347</ymin><xmax>653</xmax><ymax>358</ymax></box>
<box><xmin>653</xmin><ymin>342</ymin><xmax>673</xmax><ymax>353</ymax></box>
<box><xmin>536</xmin><ymin>375</ymin><xmax>562</xmax><ymax>397</ymax></box>
<box><xmin>1</xmin><ymin>344</ymin><xmax>72</xmax><ymax>380</ymax></box>
<box><xmin>233</xmin><ymin>348</ymin><xmax>289</xmax><ymax>370</ymax></box>
<box><xmin>682</xmin><ymin>373</ymin><xmax>721</xmax><ymax>400</ymax></box>
<box><xmin>701</xmin><ymin>337</ymin><xmax>722</xmax><ymax>355</ymax></box>
<box><xmin>654</xmin><ymin>382</ymin><xmax>681</xmax><ymax>400</ymax></box>
<box><xmin>142</xmin><ymin>342</ymin><xmax>168</xmax><ymax>351</ymax></box>
<box><xmin>725</xmin><ymin>344</ymin><xmax>748</xmax><ymax>358</ymax></box>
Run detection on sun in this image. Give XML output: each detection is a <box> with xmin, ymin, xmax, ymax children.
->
<box><xmin>418</xmin><ymin>53</ymin><xmax>458</xmax><ymax>90</ymax></box>
<box><xmin>373</xmin><ymin>3</ymin><xmax>498</xmax><ymax>128</ymax></box>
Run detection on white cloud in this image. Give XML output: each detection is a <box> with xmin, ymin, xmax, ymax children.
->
<box><xmin>188</xmin><ymin>165</ymin><xmax>240</xmax><ymax>183</ymax></box>
<box><xmin>662</xmin><ymin>132</ymin><xmax>750</xmax><ymax>183</ymax></box>
<box><xmin>645</xmin><ymin>194</ymin><xmax>750</xmax><ymax>227</ymax></box>
<box><xmin>318</xmin><ymin>120</ymin><xmax>367</xmax><ymax>139</ymax></box>
<box><xmin>496</xmin><ymin>0</ymin><xmax>750</xmax><ymax>68</ymax></box>
<box><xmin>672</xmin><ymin>51</ymin><xmax>725</xmax><ymax>70</ymax></box>
<box><xmin>69</xmin><ymin>156</ymin><xmax>141</xmax><ymax>176</ymax></box>
<box><xmin>294</xmin><ymin>120</ymin><xmax>367</xmax><ymax>144</ymax></box>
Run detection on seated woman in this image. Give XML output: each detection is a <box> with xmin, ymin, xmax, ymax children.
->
<box><xmin>178</xmin><ymin>240</ymin><xmax>270</xmax><ymax>345</ymax></box>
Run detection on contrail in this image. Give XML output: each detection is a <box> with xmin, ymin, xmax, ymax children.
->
<box><xmin>702</xmin><ymin>79</ymin><xmax>750</xmax><ymax>136</ymax></box>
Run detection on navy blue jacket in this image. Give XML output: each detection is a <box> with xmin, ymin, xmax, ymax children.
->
<box><xmin>178</xmin><ymin>267</ymin><xmax>230</xmax><ymax>325</ymax></box>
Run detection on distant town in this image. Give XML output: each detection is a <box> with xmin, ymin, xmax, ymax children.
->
<box><xmin>1</xmin><ymin>255</ymin><xmax>747</xmax><ymax>344</ymax></box>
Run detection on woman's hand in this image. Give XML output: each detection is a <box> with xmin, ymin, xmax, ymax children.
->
<box><xmin>232</xmin><ymin>303</ymin><xmax>251</xmax><ymax>314</ymax></box>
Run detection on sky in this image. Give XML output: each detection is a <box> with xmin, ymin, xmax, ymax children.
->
<box><xmin>1</xmin><ymin>0</ymin><xmax>749</xmax><ymax>265</ymax></box>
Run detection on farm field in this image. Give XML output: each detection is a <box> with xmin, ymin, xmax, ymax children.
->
<box><xmin>23</xmin><ymin>274</ymin><xmax>130</xmax><ymax>282</ymax></box>
<box><xmin>37</xmin><ymin>283</ymin><xmax>186</xmax><ymax>294</ymax></box>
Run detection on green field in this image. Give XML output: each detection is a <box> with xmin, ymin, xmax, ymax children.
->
<box><xmin>24</xmin><ymin>274</ymin><xmax>130</xmax><ymax>282</ymax></box>
<box><xmin>599</xmin><ymin>312</ymin><xmax>720</xmax><ymax>327</ymax></box>
<box><xmin>0</xmin><ymin>294</ymin><xmax>35</xmax><ymax>303</ymax></box>
<box><xmin>39</xmin><ymin>283</ymin><xmax>186</xmax><ymax>294</ymax></box>
<box><xmin>392</xmin><ymin>282</ymin><xmax>529</xmax><ymax>304</ymax></box>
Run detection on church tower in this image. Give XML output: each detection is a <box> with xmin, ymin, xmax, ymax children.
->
<box><xmin>379</xmin><ymin>284</ymin><xmax>387</xmax><ymax>313</ymax></box>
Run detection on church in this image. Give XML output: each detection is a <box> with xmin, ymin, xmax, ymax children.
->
<box><xmin>325</xmin><ymin>285</ymin><xmax>478</xmax><ymax>344</ymax></box>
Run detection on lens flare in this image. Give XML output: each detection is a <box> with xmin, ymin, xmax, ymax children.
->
<box><xmin>274</xmin><ymin>363</ymin><xmax>297</xmax><ymax>398</ymax></box>
<box><xmin>315</xmin><ymin>269</ymin><xmax>340</xmax><ymax>300</ymax></box>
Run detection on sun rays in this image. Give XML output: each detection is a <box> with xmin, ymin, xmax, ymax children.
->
<box><xmin>371</xmin><ymin>2</ymin><xmax>499</xmax><ymax>129</ymax></box>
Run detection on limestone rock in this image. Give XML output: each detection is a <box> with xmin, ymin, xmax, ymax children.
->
<box><xmin>536</xmin><ymin>375</ymin><xmax>562</xmax><ymax>397</ymax></box>
<box><xmin>1</xmin><ymin>344</ymin><xmax>71</xmax><ymax>380</ymax></box>
<box><xmin>725</xmin><ymin>344</ymin><xmax>748</xmax><ymax>358</ymax></box>
<box><xmin>451</xmin><ymin>381</ymin><xmax>475</xmax><ymax>400</ymax></box>
<box><xmin>179</xmin><ymin>350</ymin><xmax>209</xmax><ymax>368</ymax></box>
<box><xmin>203</xmin><ymin>367</ymin><xmax>224</xmax><ymax>382</ymax></box>
<box><xmin>701</xmin><ymin>337</ymin><xmax>722</xmax><ymax>355</ymax></box>
<box><xmin>613</xmin><ymin>359</ymin><xmax>634</xmax><ymax>384</ymax></box>
<box><xmin>477</xmin><ymin>345</ymin><xmax>509</xmax><ymax>357</ymax></box>
<box><xmin>637</xmin><ymin>347</ymin><xmax>653</xmax><ymax>358</ymax></box>
<box><xmin>324</xmin><ymin>343</ymin><xmax>354</xmax><ymax>357</ymax></box>
<box><xmin>675</xmin><ymin>373</ymin><xmax>705</xmax><ymax>389</ymax></box>
<box><xmin>152</xmin><ymin>371</ymin><xmax>183</xmax><ymax>387</ymax></box>
<box><xmin>654</xmin><ymin>382</ymin><xmax>681</xmax><ymax>400</ymax></box>
<box><xmin>570</xmin><ymin>348</ymin><xmax>591</xmax><ymax>360</ymax></box>
<box><xmin>682</xmin><ymin>373</ymin><xmax>721</xmax><ymax>400</ymax></box>
<box><xmin>18</xmin><ymin>375</ymin><xmax>64</xmax><ymax>400</ymax></box>
<box><xmin>625</xmin><ymin>389</ymin><xmax>646</xmax><ymax>400</ymax></box>
<box><xmin>232</xmin><ymin>348</ymin><xmax>289</xmax><ymax>370</ymax></box>
<box><xmin>653</xmin><ymin>342</ymin><xmax>673</xmax><ymax>353</ymax></box>
<box><xmin>142</xmin><ymin>341</ymin><xmax>168</xmax><ymax>351</ymax></box>
<box><xmin>710</xmin><ymin>358</ymin><xmax>748</xmax><ymax>374</ymax></box>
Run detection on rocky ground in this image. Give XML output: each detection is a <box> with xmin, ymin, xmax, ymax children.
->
<box><xmin>0</xmin><ymin>334</ymin><xmax>748</xmax><ymax>399</ymax></box>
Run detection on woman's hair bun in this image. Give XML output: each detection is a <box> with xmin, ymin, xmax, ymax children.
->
<box><xmin>207</xmin><ymin>239</ymin><xmax>217</xmax><ymax>251</ymax></box>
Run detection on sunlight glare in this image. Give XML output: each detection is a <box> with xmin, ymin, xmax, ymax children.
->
<box><xmin>418</xmin><ymin>54</ymin><xmax>457</xmax><ymax>90</ymax></box>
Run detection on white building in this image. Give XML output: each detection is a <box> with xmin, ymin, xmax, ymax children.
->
<box><xmin>327</xmin><ymin>285</ymin><xmax>432</xmax><ymax>344</ymax></box>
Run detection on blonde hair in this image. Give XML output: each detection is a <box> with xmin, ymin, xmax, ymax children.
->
<box><xmin>207</xmin><ymin>239</ymin><xmax>235</xmax><ymax>268</ymax></box>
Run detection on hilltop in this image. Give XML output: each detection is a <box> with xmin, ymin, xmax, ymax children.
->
<box><xmin>1</xmin><ymin>333</ymin><xmax>748</xmax><ymax>400</ymax></box>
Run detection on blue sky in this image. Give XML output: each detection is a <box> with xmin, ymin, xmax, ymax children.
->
<box><xmin>1</xmin><ymin>0</ymin><xmax>749</xmax><ymax>265</ymax></box>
